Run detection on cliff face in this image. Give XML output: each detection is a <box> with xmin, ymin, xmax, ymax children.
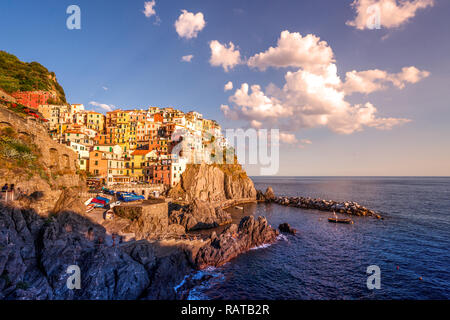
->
<box><xmin>0</xmin><ymin>106</ymin><xmax>83</xmax><ymax>215</ymax></box>
<box><xmin>0</xmin><ymin>201</ymin><xmax>277</xmax><ymax>300</ymax></box>
<box><xmin>169</xmin><ymin>163</ymin><xmax>257</xmax><ymax>205</ymax></box>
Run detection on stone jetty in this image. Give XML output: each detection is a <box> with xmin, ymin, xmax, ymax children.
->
<box><xmin>259</xmin><ymin>187</ymin><xmax>382</xmax><ymax>219</ymax></box>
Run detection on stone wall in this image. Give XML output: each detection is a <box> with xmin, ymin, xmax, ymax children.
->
<box><xmin>0</xmin><ymin>105</ymin><xmax>83</xmax><ymax>215</ymax></box>
<box><xmin>116</xmin><ymin>201</ymin><xmax>185</xmax><ymax>240</ymax></box>
<box><xmin>109</xmin><ymin>184</ymin><xmax>165</xmax><ymax>199</ymax></box>
<box><xmin>0</xmin><ymin>107</ymin><xmax>78</xmax><ymax>174</ymax></box>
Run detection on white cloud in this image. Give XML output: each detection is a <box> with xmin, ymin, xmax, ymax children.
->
<box><xmin>209</xmin><ymin>40</ymin><xmax>241</xmax><ymax>72</ymax></box>
<box><xmin>89</xmin><ymin>101</ymin><xmax>115</xmax><ymax>112</ymax></box>
<box><xmin>181</xmin><ymin>54</ymin><xmax>194</xmax><ymax>62</ymax></box>
<box><xmin>224</xmin><ymin>81</ymin><xmax>233</xmax><ymax>92</ymax></box>
<box><xmin>102</xmin><ymin>86</ymin><xmax>108</xmax><ymax>91</ymax></box>
<box><xmin>346</xmin><ymin>0</ymin><xmax>435</xmax><ymax>30</ymax></box>
<box><xmin>343</xmin><ymin>66</ymin><xmax>430</xmax><ymax>94</ymax></box>
<box><xmin>301</xmin><ymin>139</ymin><xmax>312</xmax><ymax>145</ymax></box>
<box><xmin>143</xmin><ymin>1</ymin><xmax>156</xmax><ymax>18</ymax></box>
<box><xmin>222</xmin><ymin>31</ymin><xmax>423</xmax><ymax>136</ymax></box>
<box><xmin>279</xmin><ymin>133</ymin><xmax>298</xmax><ymax>144</ymax></box>
<box><xmin>174</xmin><ymin>10</ymin><xmax>206</xmax><ymax>39</ymax></box>
<box><xmin>247</xmin><ymin>31</ymin><xmax>334</xmax><ymax>72</ymax></box>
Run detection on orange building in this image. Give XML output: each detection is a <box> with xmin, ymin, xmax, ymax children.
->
<box><xmin>153</xmin><ymin>113</ymin><xmax>164</xmax><ymax>123</ymax></box>
<box><xmin>88</xmin><ymin>150</ymin><xmax>108</xmax><ymax>177</ymax></box>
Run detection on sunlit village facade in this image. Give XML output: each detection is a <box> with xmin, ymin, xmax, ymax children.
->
<box><xmin>34</xmin><ymin>101</ymin><xmax>227</xmax><ymax>187</ymax></box>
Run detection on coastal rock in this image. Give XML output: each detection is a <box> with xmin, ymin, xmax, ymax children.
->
<box><xmin>278</xmin><ymin>223</ymin><xmax>297</xmax><ymax>235</ymax></box>
<box><xmin>272</xmin><ymin>195</ymin><xmax>381</xmax><ymax>218</ymax></box>
<box><xmin>168</xmin><ymin>163</ymin><xmax>257</xmax><ymax>205</ymax></box>
<box><xmin>264</xmin><ymin>187</ymin><xmax>275</xmax><ymax>202</ymax></box>
<box><xmin>256</xmin><ymin>190</ymin><xmax>265</xmax><ymax>201</ymax></box>
<box><xmin>169</xmin><ymin>199</ymin><xmax>232</xmax><ymax>231</ymax></box>
<box><xmin>116</xmin><ymin>201</ymin><xmax>185</xmax><ymax>240</ymax></box>
<box><xmin>169</xmin><ymin>200</ymin><xmax>231</xmax><ymax>231</ymax></box>
<box><xmin>195</xmin><ymin>216</ymin><xmax>279</xmax><ymax>269</ymax></box>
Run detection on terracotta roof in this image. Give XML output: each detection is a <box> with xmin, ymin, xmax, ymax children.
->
<box><xmin>131</xmin><ymin>149</ymin><xmax>151</xmax><ymax>156</ymax></box>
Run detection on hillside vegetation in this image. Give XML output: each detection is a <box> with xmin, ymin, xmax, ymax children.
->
<box><xmin>0</xmin><ymin>50</ymin><xmax>66</xmax><ymax>103</ymax></box>
<box><xmin>0</xmin><ymin>126</ymin><xmax>47</xmax><ymax>180</ymax></box>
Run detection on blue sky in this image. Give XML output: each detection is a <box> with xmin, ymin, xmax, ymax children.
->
<box><xmin>1</xmin><ymin>0</ymin><xmax>449</xmax><ymax>176</ymax></box>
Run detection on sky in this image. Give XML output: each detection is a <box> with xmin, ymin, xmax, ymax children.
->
<box><xmin>1</xmin><ymin>0</ymin><xmax>449</xmax><ymax>176</ymax></box>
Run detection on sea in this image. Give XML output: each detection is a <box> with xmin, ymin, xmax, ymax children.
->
<box><xmin>187</xmin><ymin>177</ymin><xmax>450</xmax><ymax>300</ymax></box>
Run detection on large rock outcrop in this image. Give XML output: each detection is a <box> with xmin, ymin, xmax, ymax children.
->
<box><xmin>169</xmin><ymin>199</ymin><xmax>232</xmax><ymax>231</ymax></box>
<box><xmin>168</xmin><ymin>164</ymin><xmax>257</xmax><ymax>205</ymax></box>
<box><xmin>168</xmin><ymin>164</ymin><xmax>256</xmax><ymax>230</ymax></box>
<box><xmin>113</xmin><ymin>200</ymin><xmax>185</xmax><ymax>240</ymax></box>
<box><xmin>195</xmin><ymin>216</ymin><xmax>279</xmax><ymax>269</ymax></box>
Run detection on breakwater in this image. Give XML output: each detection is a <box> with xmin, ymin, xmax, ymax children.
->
<box><xmin>270</xmin><ymin>195</ymin><xmax>382</xmax><ymax>219</ymax></box>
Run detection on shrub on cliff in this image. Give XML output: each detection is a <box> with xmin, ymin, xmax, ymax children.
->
<box><xmin>0</xmin><ymin>50</ymin><xmax>66</xmax><ymax>103</ymax></box>
<box><xmin>0</xmin><ymin>127</ymin><xmax>44</xmax><ymax>176</ymax></box>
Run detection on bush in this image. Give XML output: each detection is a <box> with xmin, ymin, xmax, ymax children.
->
<box><xmin>0</xmin><ymin>50</ymin><xmax>66</xmax><ymax>102</ymax></box>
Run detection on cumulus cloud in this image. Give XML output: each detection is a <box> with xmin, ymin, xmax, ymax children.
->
<box><xmin>343</xmin><ymin>66</ymin><xmax>430</xmax><ymax>94</ymax></box>
<box><xmin>174</xmin><ymin>10</ymin><xmax>206</xmax><ymax>39</ymax></box>
<box><xmin>142</xmin><ymin>1</ymin><xmax>156</xmax><ymax>18</ymax></box>
<box><xmin>346</xmin><ymin>0</ymin><xmax>435</xmax><ymax>30</ymax></box>
<box><xmin>181</xmin><ymin>54</ymin><xmax>194</xmax><ymax>62</ymax></box>
<box><xmin>222</xmin><ymin>31</ymin><xmax>423</xmax><ymax>136</ymax></box>
<box><xmin>247</xmin><ymin>31</ymin><xmax>334</xmax><ymax>72</ymax></box>
<box><xmin>279</xmin><ymin>133</ymin><xmax>298</xmax><ymax>144</ymax></box>
<box><xmin>224</xmin><ymin>81</ymin><xmax>233</xmax><ymax>92</ymax></box>
<box><xmin>89</xmin><ymin>101</ymin><xmax>115</xmax><ymax>112</ymax></box>
<box><xmin>209</xmin><ymin>40</ymin><xmax>241</xmax><ymax>72</ymax></box>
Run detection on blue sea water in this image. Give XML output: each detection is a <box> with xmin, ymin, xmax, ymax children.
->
<box><xmin>189</xmin><ymin>177</ymin><xmax>450</xmax><ymax>300</ymax></box>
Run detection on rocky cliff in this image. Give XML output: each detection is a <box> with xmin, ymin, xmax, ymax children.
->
<box><xmin>0</xmin><ymin>106</ymin><xmax>83</xmax><ymax>215</ymax></box>
<box><xmin>169</xmin><ymin>163</ymin><xmax>257</xmax><ymax>205</ymax></box>
<box><xmin>168</xmin><ymin>163</ymin><xmax>257</xmax><ymax>231</ymax></box>
<box><xmin>0</xmin><ymin>202</ymin><xmax>278</xmax><ymax>300</ymax></box>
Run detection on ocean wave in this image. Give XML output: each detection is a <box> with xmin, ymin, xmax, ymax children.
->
<box><xmin>277</xmin><ymin>234</ymin><xmax>289</xmax><ymax>241</ymax></box>
<box><xmin>250</xmin><ymin>243</ymin><xmax>272</xmax><ymax>250</ymax></box>
<box><xmin>187</xmin><ymin>268</ymin><xmax>225</xmax><ymax>301</ymax></box>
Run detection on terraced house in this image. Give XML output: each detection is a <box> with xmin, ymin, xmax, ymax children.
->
<box><xmin>38</xmin><ymin>103</ymin><xmax>227</xmax><ymax>188</ymax></box>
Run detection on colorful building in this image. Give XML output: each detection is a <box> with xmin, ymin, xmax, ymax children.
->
<box><xmin>11</xmin><ymin>91</ymin><xmax>57</xmax><ymax>109</ymax></box>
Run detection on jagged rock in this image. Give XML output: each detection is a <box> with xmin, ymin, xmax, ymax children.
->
<box><xmin>264</xmin><ymin>187</ymin><xmax>275</xmax><ymax>201</ymax></box>
<box><xmin>77</xmin><ymin>248</ymin><xmax>149</xmax><ymax>300</ymax></box>
<box><xmin>256</xmin><ymin>190</ymin><xmax>265</xmax><ymax>201</ymax></box>
<box><xmin>168</xmin><ymin>164</ymin><xmax>257</xmax><ymax>205</ymax></box>
<box><xmin>169</xmin><ymin>199</ymin><xmax>231</xmax><ymax>231</ymax></box>
<box><xmin>278</xmin><ymin>223</ymin><xmax>297</xmax><ymax>235</ymax></box>
<box><xmin>195</xmin><ymin>216</ymin><xmax>278</xmax><ymax>269</ymax></box>
<box><xmin>114</xmin><ymin>201</ymin><xmax>186</xmax><ymax>240</ymax></box>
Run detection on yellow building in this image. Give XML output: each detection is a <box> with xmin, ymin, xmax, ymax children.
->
<box><xmin>86</xmin><ymin>112</ymin><xmax>105</xmax><ymax>133</ymax></box>
<box><xmin>127</xmin><ymin>149</ymin><xmax>153</xmax><ymax>182</ymax></box>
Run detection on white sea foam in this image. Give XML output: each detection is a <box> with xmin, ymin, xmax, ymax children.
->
<box><xmin>250</xmin><ymin>243</ymin><xmax>272</xmax><ymax>250</ymax></box>
<box><xmin>277</xmin><ymin>234</ymin><xmax>289</xmax><ymax>241</ymax></box>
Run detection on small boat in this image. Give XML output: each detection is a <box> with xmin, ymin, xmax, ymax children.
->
<box><xmin>235</xmin><ymin>206</ymin><xmax>244</xmax><ymax>210</ymax></box>
<box><xmin>84</xmin><ymin>198</ymin><xmax>93</xmax><ymax>206</ymax></box>
<box><xmin>328</xmin><ymin>217</ymin><xmax>354</xmax><ymax>224</ymax></box>
<box><xmin>86</xmin><ymin>203</ymin><xmax>95</xmax><ymax>213</ymax></box>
